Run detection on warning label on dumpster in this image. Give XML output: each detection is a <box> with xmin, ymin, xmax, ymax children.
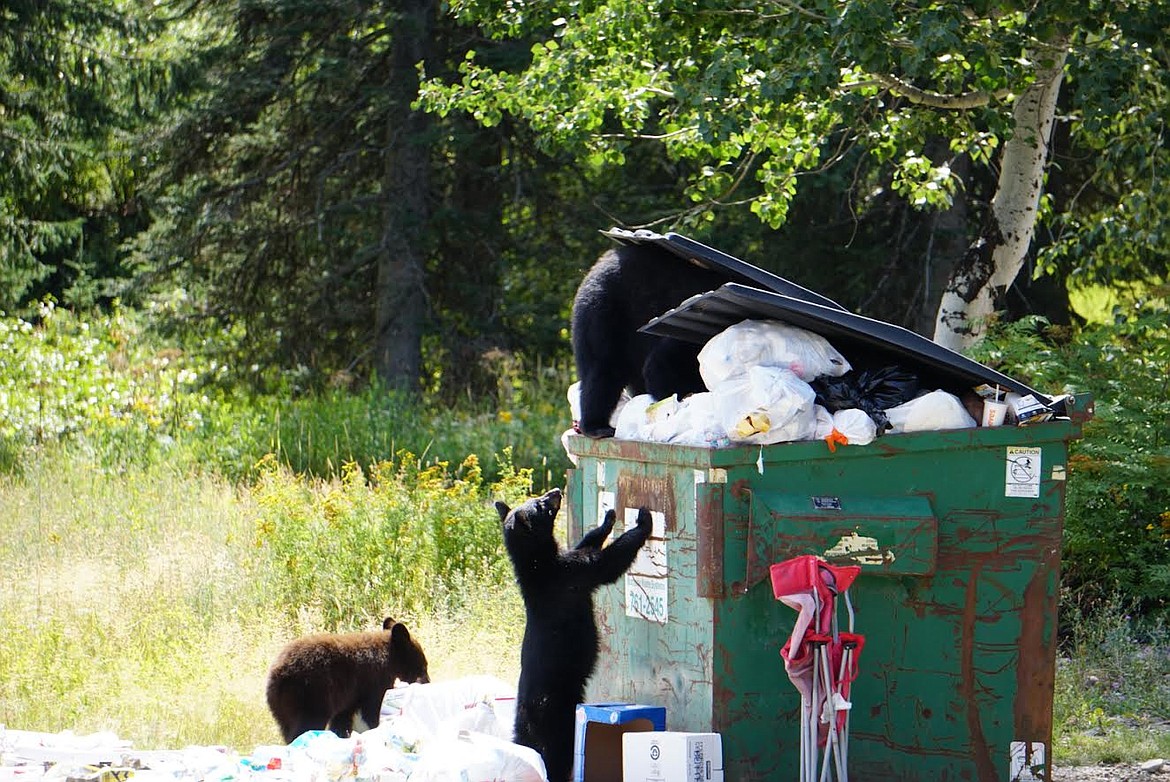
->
<box><xmin>625</xmin><ymin>507</ymin><xmax>668</xmax><ymax>624</ymax></box>
<box><xmin>1005</xmin><ymin>447</ymin><xmax>1042</xmax><ymax>498</ymax></box>
<box><xmin>1009</xmin><ymin>740</ymin><xmax>1045</xmax><ymax>780</ymax></box>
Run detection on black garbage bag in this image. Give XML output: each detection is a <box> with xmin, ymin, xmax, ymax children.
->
<box><xmin>812</xmin><ymin>366</ymin><xmax>920</xmax><ymax>432</ymax></box>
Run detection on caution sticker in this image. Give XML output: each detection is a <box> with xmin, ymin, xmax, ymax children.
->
<box><xmin>1005</xmin><ymin>447</ymin><xmax>1042</xmax><ymax>498</ymax></box>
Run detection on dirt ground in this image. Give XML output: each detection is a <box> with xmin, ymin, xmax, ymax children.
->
<box><xmin>1053</xmin><ymin>762</ymin><xmax>1163</xmax><ymax>780</ymax></box>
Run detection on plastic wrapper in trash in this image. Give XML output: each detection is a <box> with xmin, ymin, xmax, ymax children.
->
<box><xmin>885</xmin><ymin>390</ymin><xmax>977</xmax><ymax>433</ymax></box>
<box><xmin>714</xmin><ymin>365</ymin><xmax>818</xmax><ymax>445</ymax></box>
<box><xmin>409</xmin><ymin>730</ymin><xmax>546</xmax><ymax>782</ymax></box>
<box><xmin>612</xmin><ymin>392</ymin><xmax>730</xmax><ymax>447</ymax></box>
<box><xmin>812</xmin><ymin>365</ymin><xmax>919</xmax><ymax>431</ymax></box>
<box><xmin>697</xmin><ymin>319</ymin><xmax>852</xmax><ymax>389</ymax></box>
<box><xmin>613</xmin><ymin>394</ymin><xmax>654</xmax><ymax>440</ymax></box>
<box><xmin>813</xmin><ymin>405</ymin><xmax>835</xmax><ymax>440</ymax></box>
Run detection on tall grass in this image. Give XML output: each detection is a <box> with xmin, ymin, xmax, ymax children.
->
<box><xmin>0</xmin><ymin>450</ymin><xmax>528</xmax><ymax>751</ymax></box>
<box><xmin>2</xmin><ymin>303</ymin><xmax>1168</xmax><ymax>764</ymax></box>
<box><xmin>0</xmin><ymin>452</ymin><xmax>282</xmax><ymax>748</ymax></box>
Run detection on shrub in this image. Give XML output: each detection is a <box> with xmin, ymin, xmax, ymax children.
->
<box><xmin>970</xmin><ymin>309</ymin><xmax>1170</xmax><ymax>619</ymax></box>
<box><xmin>248</xmin><ymin>448</ymin><xmax>535</xmax><ymax>630</ymax></box>
<box><xmin>0</xmin><ymin>303</ymin><xmax>575</xmax><ymax>486</ymax></box>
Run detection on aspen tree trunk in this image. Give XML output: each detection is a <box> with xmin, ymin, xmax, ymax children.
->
<box><xmin>933</xmin><ymin>43</ymin><xmax>1068</xmax><ymax>351</ymax></box>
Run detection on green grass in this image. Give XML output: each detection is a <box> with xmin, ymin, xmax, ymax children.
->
<box><xmin>1053</xmin><ymin>600</ymin><xmax>1170</xmax><ymax>765</ymax></box>
<box><xmin>3</xmin><ymin>448</ymin><xmax>1167</xmax><ymax>765</ymax></box>
<box><xmin>0</xmin><ymin>450</ymin><xmax>524</xmax><ymax>751</ymax></box>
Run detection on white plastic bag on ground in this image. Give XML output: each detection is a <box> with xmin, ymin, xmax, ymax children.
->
<box><xmin>379</xmin><ymin>675</ymin><xmax>517</xmax><ymax>742</ymax></box>
<box><xmin>366</xmin><ymin>676</ymin><xmax>542</xmax><ymax>782</ymax></box>
<box><xmin>885</xmin><ymin>390</ymin><xmax>977</xmax><ymax>433</ymax></box>
<box><xmin>410</xmin><ymin>730</ymin><xmax>547</xmax><ymax>782</ymax></box>
<box><xmin>698</xmin><ymin>319</ymin><xmax>852</xmax><ymax>389</ymax></box>
<box><xmin>714</xmin><ymin>365</ymin><xmax>818</xmax><ymax>445</ymax></box>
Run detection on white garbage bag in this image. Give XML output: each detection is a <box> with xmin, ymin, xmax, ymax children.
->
<box><xmin>410</xmin><ymin>730</ymin><xmax>547</xmax><ymax>782</ymax></box>
<box><xmin>698</xmin><ymin>319</ymin><xmax>852</xmax><ymax>389</ymax></box>
<box><xmin>825</xmin><ymin>408</ymin><xmax>878</xmax><ymax>448</ymax></box>
<box><xmin>379</xmin><ymin>675</ymin><xmax>518</xmax><ymax>742</ymax></box>
<box><xmin>613</xmin><ymin>394</ymin><xmax>656</xmax><ymax>441</ymax></box>
<box><xmin>885</xmin><ymin>390</ymin><xmax>977</xmax><ymax>433</ymax></box>
<box><xmin>713</xmin><ymin>365</ymin><xmax>818</xmax><ymax>445</ymax></box>
<box><xmin>662</xmin><ymin>392</ymin><xmax>731</xmax><ymax>447</ymax></box>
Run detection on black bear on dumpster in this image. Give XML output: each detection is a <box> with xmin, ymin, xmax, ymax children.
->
<box><xmin>265</xmin><ymin>617</ymin><xmax>430</xmax><ymax>743</ymax></box>
<box><xmin>496</xmin><ymin>487</ymin><xmax>653</xmax><ymax>782</ymax></box>
<box><xmin>571</xmin><ymin>242</ymin><xmax>729</xmax><ymax>437</ymax></box>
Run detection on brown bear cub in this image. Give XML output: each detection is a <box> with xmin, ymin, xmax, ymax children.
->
<box><xmin>265</xmin><ymin>617</ymin><xmax>430</xmax><ymax>743</ymax></box>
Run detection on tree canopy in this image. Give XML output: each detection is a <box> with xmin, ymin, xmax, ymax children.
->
<box><xmin>422</xmin><ymin>0</ymin><xmax>1170</xmax><ymax>346</ymax></box>
<box><xmin>1</xmin><ymin>1</ymin><xmax>1167</xmax><ymax>391</ymax></box>
<box><xmin>0</xmin><ymin>0</ymin><xmax>174</xmax><ymax>309</ymax></box>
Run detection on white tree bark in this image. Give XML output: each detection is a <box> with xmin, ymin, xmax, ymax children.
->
<box><xmin>933</xmin><ymin>42</ymin><xmax>1069</xmax><ymax>351</ymax></box>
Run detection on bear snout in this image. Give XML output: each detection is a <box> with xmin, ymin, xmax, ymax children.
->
<box><xmin>540</xmin><ymin>487</ymin><xmax>563</xmax><ymax>513</ymax></box>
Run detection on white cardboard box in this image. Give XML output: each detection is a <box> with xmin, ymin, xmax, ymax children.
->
<box><xmin>622</xmin><ymin>731</ymin><xmax>724</xmax><ymax>782</ymax></box>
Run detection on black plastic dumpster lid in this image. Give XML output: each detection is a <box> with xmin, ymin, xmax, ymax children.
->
<box><xmin>640</xmin><ymin>282</ymin><xmax>1059</xmax><ymax>409</ymax></box>
<box><xmin>602</xmin><ymin>227</ymin><xmax>847</xmax><ymax>311</ymax></box>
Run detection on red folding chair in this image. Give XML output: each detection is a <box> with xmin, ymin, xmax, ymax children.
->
<box><xmin>770</xmin><ymin>555</ymin><xmax>865</xmax><ymax>782</ymax></box>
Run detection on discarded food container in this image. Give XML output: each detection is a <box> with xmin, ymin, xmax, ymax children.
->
<box><xmin>564</xmin><ymin>229</ymin><xmax>1093</xmax><ymax>782</ymax></box>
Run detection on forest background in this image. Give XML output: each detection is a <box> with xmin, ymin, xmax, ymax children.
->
<box><xmin>1</xmin><ymin>0</ymin><xmax>1168</xmax><ymax>770</ymax></box>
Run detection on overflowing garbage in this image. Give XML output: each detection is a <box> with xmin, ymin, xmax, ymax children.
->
<box><xmin>0</xmin><ymin>677</ymin><xmax>544</xmax><ymax>782</ymax></box>
<box><xmin>562</xmin><ymin>315</ymin><xmax>1052</xmax><ymax>461</ymax></box>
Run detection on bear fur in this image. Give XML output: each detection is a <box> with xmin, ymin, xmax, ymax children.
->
<box><xmin>265</xmin><ymin>617</ymin><xmax>430</xmax><ymax>743</ymax></box>
<box><xmin>571</xmin><ymin>242</ymin><xmax>730</xmax><ymax>437</ymax></box>
<box><xmin>496</xmin><ymin>487</ymin><xmax>652</xmax><ymax>782</ymax></box>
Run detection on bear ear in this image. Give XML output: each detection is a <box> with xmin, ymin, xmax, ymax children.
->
<box><xmin>383</xmin><ymin>617</ymin><xmax>396</xmax><ymax>630</ymax></box>
<box><xmin>494</xmin><ymin>500</ymin><xmax>511</xmax><ymax>522</ymax></box>
<box><xmin>389</xmin><ymin>621</ymin><xmax>412</xmax><ymax>644</ymax></box>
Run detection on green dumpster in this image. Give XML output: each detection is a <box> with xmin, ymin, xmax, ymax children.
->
<box><xmin>564</xmin><ymin>398</ymin><xmax>1091</xmax><ymax>781</ymax></box>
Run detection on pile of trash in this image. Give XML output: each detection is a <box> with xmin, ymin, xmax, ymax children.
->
<box><xmin>0</xmin><ymin>677</ymin><xmax>544</xmax><ymax>782</ymax></box>
<box><xmin>564</xmin><ymin>318</ymin><xmax>1053</xmax><ymax>460</ymax></box>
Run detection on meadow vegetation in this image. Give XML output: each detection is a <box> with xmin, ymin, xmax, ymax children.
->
<box><xmin>0</xmin><ymin>303</ymin><xmax>1167</xmax><ymax>764</ymax></box>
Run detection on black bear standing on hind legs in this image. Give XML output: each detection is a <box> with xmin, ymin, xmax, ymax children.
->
<box><xmin>496</xmin><ymin>487</ymin><xmax>653</xmax><ymax>782</ymax></box>
<box><xmin>571</xmin><ymin>242</ymin><xmax>730</xmax><ymax>438</ymax></box>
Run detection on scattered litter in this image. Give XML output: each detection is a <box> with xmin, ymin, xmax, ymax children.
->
<box><xmin>0</xmin><ymin>677</ymin><xmax>544</xmax><ymax>782</ymax></box>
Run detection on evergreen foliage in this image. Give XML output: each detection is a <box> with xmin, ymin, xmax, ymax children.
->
<box><xmin>0</xmin><ymin>0</ymin><xmax>173</xmax><ymax>310</ymax></box>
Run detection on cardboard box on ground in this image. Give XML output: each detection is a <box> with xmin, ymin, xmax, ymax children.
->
<box><xmin>623</xmin><ymin>732</ymin><xmax>724</xmax><ymax>782</ymax></box>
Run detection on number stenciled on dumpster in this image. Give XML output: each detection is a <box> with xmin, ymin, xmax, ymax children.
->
<box><xmin>1005</xmin><ymin>446</ymin><xmax>1042</xmax><ymax>498</ymax></box>
<box><xmin>625</xmin><ymin>507</ymin><xmax>668</xmax><ymax>623</ymax></box>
